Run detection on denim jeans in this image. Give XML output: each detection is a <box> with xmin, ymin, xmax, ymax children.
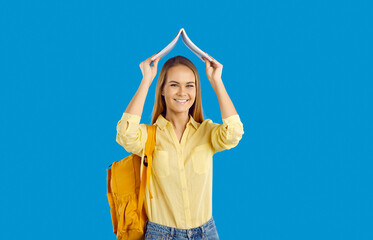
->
<box><xmin>144</xmin><ymin>217</ymin><xmax>219</xmax><ymax>240</ymax></box>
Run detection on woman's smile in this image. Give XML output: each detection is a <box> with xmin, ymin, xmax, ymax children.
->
<box><xmin>174</xmin><ymin>99</ymin><xmax>189</xmax><ymax>104</ymax></box>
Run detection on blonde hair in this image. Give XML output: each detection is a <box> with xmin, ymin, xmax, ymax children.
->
<box><xmin>151</xmin><ymin>55</ymin><xmax>204</xmax><ymax>124</ymax></box>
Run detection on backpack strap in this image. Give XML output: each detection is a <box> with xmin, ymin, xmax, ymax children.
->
<box><xmin>137</xmin><ymin>124</ymin><xmax>156</xmax><ymax>216</ymax></box>
<box><xmin>144</xmin><ymin>125</ymin><xmax>156</xmax><ymax>199</ymax></box>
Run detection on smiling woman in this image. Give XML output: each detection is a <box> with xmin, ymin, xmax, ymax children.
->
<box><xmin>160</xmin><ymin>65</ymin><xmax>198</xmax><ymax>129</ymax></box>
<box><xmin>116</xmin><ymin>54</ymin><xmax>244</xmax><ymax>240</ymax></box>
<box><xmin>152</xmin><ymin>56</ymin><xmax>204</xmax><ymax>128</ymax></box>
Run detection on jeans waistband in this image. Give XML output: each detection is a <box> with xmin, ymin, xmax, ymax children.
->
<box><xmin>145</xmin><ymin>217</ymin><xmax>216</xmax><ymax>237</ymax></box>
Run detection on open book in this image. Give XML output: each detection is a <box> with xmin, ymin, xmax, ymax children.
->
<box><xmin>150</xmin><ymin>28</ymin><xmax>213</xmax><ymax>63</ymax></box>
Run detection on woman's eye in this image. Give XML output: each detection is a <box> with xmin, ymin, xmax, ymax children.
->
<box><xmin>170</xmin><ymin>84</ymin><xmax>194</xmax><ymax>87</ymax></box>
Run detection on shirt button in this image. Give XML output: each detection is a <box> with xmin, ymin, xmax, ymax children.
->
<box><xmin>185</xmin><ymin>206</ymin><xmax>188</xmax><ymax>210</ymax></box>
<box><xmin>183</xmin><ymin>187</ymin><xmax>186</xmax><ymax>191</ymax></box>
<box><xmin>180</xmin><ymin>169</ymin><xmax>184</xmax><ymax>172</ymax></box>
<box><xmin>178</xmin><ymin>151</ymin><xmax>182</xmax><ymax>155</ymax></box>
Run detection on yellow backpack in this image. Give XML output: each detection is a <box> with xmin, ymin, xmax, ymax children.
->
<box><xmin>107</xmin><ymin>124</ymin><xmax>156</xmax><ymax>240</ymax></box>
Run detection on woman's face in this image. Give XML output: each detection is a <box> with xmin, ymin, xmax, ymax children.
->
<box><xmin>162</xmin><ymin>65</ymin><xmax>196</xmax><ymax>116</ymax></box>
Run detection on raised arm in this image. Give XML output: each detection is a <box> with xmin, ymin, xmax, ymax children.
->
<box><xmin>116</xmin><ymin>56</ymin><xmax>160</xmax><ymax>156</ymax></box>
<box><xmin>122</xmin><ymin>79</ymin><xmax>151</xmax><ymax>131</ymax></box>
<box><xmin>202</xmin><ymin>56</ymin><xmax>244</xmax><ymax>153</ymax></box>
<box><xmin>211</xmin><ymin>78</ymin><xmax>238</xmax><ymax>119</ymax></box>
<box><xmin>202</xmin><ymin>56</ymin><xmax>238</xmax><ymax>119</ymax></box>
<box><xmin>123</xmin><ymin>56</ymin><xmax>161</xmax><ymax>128</ymax></box>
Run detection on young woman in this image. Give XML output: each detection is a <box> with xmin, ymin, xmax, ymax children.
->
<box><xmin>116</xmin><ymin>54</ymin><xmax>244</xmax><ymax>240</ymax></box>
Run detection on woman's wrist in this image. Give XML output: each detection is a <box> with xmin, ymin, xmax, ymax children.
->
<box><xmin>141</xmin><ymin>78</ymin><xmax>152</xmax><ymax>88</ymax></box>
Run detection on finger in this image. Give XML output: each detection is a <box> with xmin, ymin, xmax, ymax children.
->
<box><xmin>147</xmin><ymin>56</ymin><xmax>157</xmax><ymax>66</ymax></box>
<box><xmin>205</xmin><ymin>59</ymin><xmax>211</xmax><ymax>68</ymax></box>
<box><xmin>153</xmin><ymin>57</ymin><xmax>160</xmax><ymax>68</ymax></box>
<box><xmin>146</xmin><ymin>57</ymin><xmax>154</xmax><ymax>63</ymax></box>
<box><xmin>207</xmin><ymin>54</ymin><xmax>222</xmax><ymax>67</ymax></box>
<box><xmin>207</xmin><ymin>55</ymin><xmax>221</xmax><ymax>68</ymax></box>
<box><xmin>202</xmin><ymin>57</ymin><xmax>211</xmax><ymax>67</ymax></box>
<box><xmin>206</xmin><ymin>53</ymin><xmax>215</xmax><ymax>61</ymax></box>
<box><xmin>211</xmin><ymin>58</ymin><xmax>222</xmax><ymax>68</ymax></box>
<box><xmin>146</xmin><ymin>56</ymin><xmax>155</xmax><ymax>64</ymax></box>
<box><xmin>210</xmin><ymin>57</ymin><xmax>219</xmax><ymax>65</ymax></box>
<box><xmin>212</xmin><ymin>61</ymin><xmax>221</xmax><ymax>68</ymax></box>
<box><xmin>150</xmin><ymin>51</ymin><xmax>161</xmax><ymax>61</ymax></box>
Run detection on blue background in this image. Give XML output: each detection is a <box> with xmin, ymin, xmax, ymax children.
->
<box><xmin>1</xmin><ymin>0</ymin><xmax>372</xmax><ymax>239</ymax></box>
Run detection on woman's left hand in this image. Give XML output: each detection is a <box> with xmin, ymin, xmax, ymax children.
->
<box><xmin>202</xmin><ymin>54</ymin><xmax>223</xmax><ymax>85</ymax></box>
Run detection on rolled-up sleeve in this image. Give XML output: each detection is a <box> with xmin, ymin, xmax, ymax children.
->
<box><xmin>116</xmin><ymin>112</ymin><xmax>147</xmax><ymax>157</ymax></box>
<box><xmin>209</xmin><ymin>114</ymin><xmax>244</xmax><ymax>153</ymax></box>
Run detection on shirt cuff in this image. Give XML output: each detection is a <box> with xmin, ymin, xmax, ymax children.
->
<box><xmin>120</xmin><ymin>112</ymin><xmax>141</xmax><ymax>124</ymax></box>
<box><xmin>222</xmin><ymin>114</ymin><xmax>244</xmax><ymax>143</ymax></box>
<box><xmin>222</xmin><ymin>114</ymin><xmax>241</xmax><ymax>125</ymax></box>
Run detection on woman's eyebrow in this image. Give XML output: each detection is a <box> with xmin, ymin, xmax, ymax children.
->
<box><xmin>169</xmin><ymin>81</ymin><xmax>195</xmax><ymax>84</ymax></box>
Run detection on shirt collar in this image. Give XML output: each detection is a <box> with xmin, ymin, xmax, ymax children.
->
<box><xmin>155</xmin><ymin>113</ymin><xmax>199</xmax><ymax>130</ymax></box>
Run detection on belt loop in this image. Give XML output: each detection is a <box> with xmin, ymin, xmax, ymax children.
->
<box><xmin>187</xmin><ymin>229</ymin><xmax>192</xmax><ymax>240</ymax></box>
<box><xmin>170</xmin><ymin>227</ymin><xmax>174</xmax><ymax>239</ymax></box>
<box><xmin>200</xmin><ymin>224</ymin><xmax>206</xmax><ymax>237</ymax></box>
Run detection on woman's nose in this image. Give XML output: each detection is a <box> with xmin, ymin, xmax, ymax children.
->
<box><xmin>177</xmin><ymin>86</ymin><xmax>186</xmax><ymax>94</ymax></box>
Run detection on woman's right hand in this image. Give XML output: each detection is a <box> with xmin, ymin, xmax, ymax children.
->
<box><xmin>139</xmin><ymin>54</ymin><xmax>161</xmax><ymax>85</ymax></box>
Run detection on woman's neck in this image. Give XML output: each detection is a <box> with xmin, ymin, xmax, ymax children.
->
<box><xmin>165</xmin><ymin>112</ymin><xmax>190</xmax><ymax>130</ymax></box>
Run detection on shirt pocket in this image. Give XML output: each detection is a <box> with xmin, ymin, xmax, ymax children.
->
<box><xmin>191</xmin><ymin>143</ymin><xmax>212</xmax><ymax>174</ymax></box>
<box><xmin>153</xmin><ymin>150</ymin><xmax>170</xmax><ymax>178</ymax></box>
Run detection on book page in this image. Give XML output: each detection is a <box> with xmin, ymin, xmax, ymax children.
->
<box><xmin>181</xmin><ymin>29</ymin><xmax>213</xmax><ymax>62</ymax></box>
<box><xmin>151</xmin><ymin>28</ymin><xmax>213</xmax><ymax>62</ymax></box>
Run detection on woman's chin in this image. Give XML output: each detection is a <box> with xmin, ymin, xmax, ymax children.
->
<box><xmin>168</xmin><ymin>107</ymin><xmax>190</xmax><ymax>115</ymax></box>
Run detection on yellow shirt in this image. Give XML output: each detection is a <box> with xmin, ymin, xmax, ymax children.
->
<box><xmin>116</xmin><ymin>112</ymin><xmax>244</xmax><ymax>229</ymax></box>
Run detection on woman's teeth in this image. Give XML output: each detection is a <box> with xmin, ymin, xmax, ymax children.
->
<box><xmin>174</xmin><ymin>99</ymin><xmax>189</xmax><ymax>104</ymax></box>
